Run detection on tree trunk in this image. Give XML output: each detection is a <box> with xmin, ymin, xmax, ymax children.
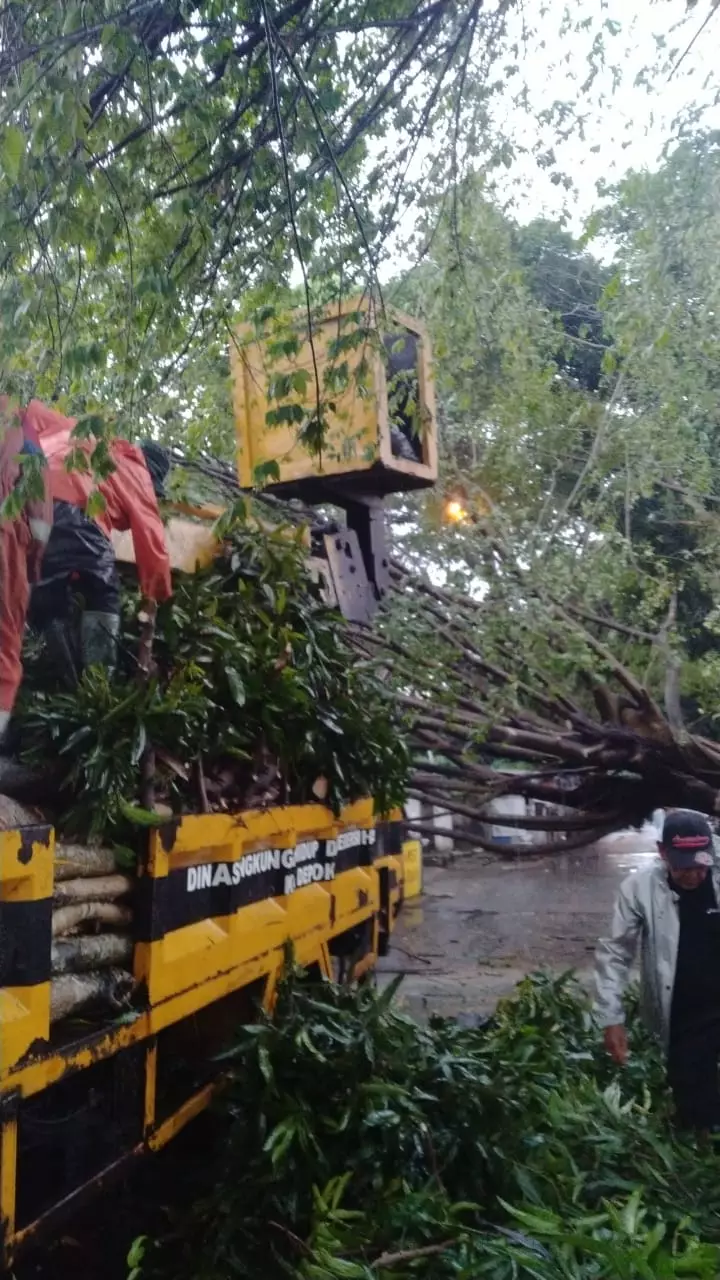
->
<box><xmin>54</xmin><ymin>844</ymin><xmax>119</xmax><ymax>881</ymax></box>
<box><xmin>50</xmin><ymin>969</ymin><xmax>135</xmax><ymax>1023</ymax></box>
<box><xmin>51</xmin><ymin>934</ymin><xmax>133</xmax><ymax>975</ymax></box>
<box><xmin>53</xmin><ymin>874</ymin><xmax>133</xmax><ymax>906</ymax></box>
<box><xmin>52</xmin><ymin>902</ymin><xmax>133</xmax><ymax>938</ymax></box>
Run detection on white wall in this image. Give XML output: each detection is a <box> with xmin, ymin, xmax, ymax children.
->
<box><xmin>484</xmin><ymin>795</ymin><xmax>566</xmax><ymax>846</ymax></box>
<box><xmin>404</xmin><ymin>797</ymin><xmax>454</xmax><ymax>853</ymax></box>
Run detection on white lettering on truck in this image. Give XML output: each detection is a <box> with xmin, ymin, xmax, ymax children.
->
<box><xmin>184</xmin><ymin>828</ymin><xmax>373</xmax><ymax>894</ymax></box>
<box><xmin>186</xmin><ymin>847</ymin><xmax>281</xmax><ymax>892</ymax></box>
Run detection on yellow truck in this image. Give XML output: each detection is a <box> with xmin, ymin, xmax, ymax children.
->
<box><xmin>0</xmin><ymin>297</ymin><xmax>435</xmax><ymax>1265</ymax></box>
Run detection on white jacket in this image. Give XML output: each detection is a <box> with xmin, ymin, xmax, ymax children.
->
<box><xmin>594</xmin><ymin>858</ymin><xmax>720</xmax><ymax>1052</ymax></box>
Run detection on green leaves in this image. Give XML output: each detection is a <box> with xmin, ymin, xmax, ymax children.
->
<box><xmin>1</xmin><ymin>125</ymin><xmax>24</xmax><ymax>183</ymax></box>
<box><xmin>253</xmin><ymin>460</ymin><xmax>282</xmax><ymax>486</ymax></box>
<box><xmin>17</xmin><ymin>518</ymin><xmax>408</xmax><ymax>840</ymax></box>
<box><xmin>0</xmin><ymin>0</ymin><xmax>517</xmax><ymax>442</ymax></box>
<box><xmin>265</xmin><ymin>404</ymin><xmax>305</xmax><ymax>428</ymax></box>
<box><xmin>126</xmin><ymin>1235</ymin><xmax>147</xmax><ymax>1280</ymax></box>
<box><xmin>86</xmin><ymin>488</ymin><xmax>107</xmax><ymax>519</ymax></box>
<box><xmin>129</xmin><ymin>973</ymin><xmax>720</xmax><ymax>1280</ymax></box>
<box><xmin>225</xmin><ymin>666</ymin><xmax>246</xmax><ymax>707</ymax></box>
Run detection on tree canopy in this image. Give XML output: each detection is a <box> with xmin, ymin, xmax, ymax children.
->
<box><xmin>0</xmin><ymin>0</ymin><xmax>518</xmax><ymax>452</ymax></box>
<box><xmin>6</xmin><ymin>0</ymin><xmax>720</xmax><ymax>847</ymax></box>
<box><xmin>359</xmin><ymin>129</ymin><xmax>720</xmax><ymax>850</ymax></box>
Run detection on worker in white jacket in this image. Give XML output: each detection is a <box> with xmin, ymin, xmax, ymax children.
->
<box><xmin>595</xmin><ymin>808</ymin><xmax>720</xmax><ymax>1131</ymax></box>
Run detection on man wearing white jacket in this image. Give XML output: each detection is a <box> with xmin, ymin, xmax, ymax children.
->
<box><xmin>595</xmin><ymin>808</ymin><xmax>720</xmax><ymax>1131</ymax></box>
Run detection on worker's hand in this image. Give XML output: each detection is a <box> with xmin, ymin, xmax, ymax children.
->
<box><xmin>138</xmin><ymin>598</ymin><xmax>158</xmax><ymax>626</ymax></box>
<box><xmin>603</xmin><ymin>1024</ymin><xmax>629</xmax><ymax>1066</ymax></box>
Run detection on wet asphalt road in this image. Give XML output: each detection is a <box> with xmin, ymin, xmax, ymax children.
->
<box><xmin>378</xmin><ymin>830</ymin><xmax>658</xmax><ymax>1020</ymax></box>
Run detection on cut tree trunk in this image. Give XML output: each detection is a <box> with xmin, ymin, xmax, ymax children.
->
<box><xmin>51</xmin><ymin>934</ymin><xmax>133</xmax><ymax>976</ymax></box>
<box><xmin>52</xmin><ymin>902</ymin><xmax>133</xmax><ymax>937</ymax></box>
<box><xmin>53</xmin><ymin>874</ymin><xmax>133</xmax><ymax>906</ymax></box>
<box><xmin>50</xmin><ymin>968</ymin><xmax>135</xmax><ymax>1023</ymax></box>
<box><xmin>54</xmin><ymin>844</ymin><xmax>119</xmax><ymax>880</ymax></box>
<box><xmin>0</xmin><ymin>794</ymin><xmax>44</xmax><ymax>829</ymax></box>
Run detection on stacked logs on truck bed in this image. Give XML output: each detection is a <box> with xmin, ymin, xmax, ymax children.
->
<box><xmin>51</xmin><ymin>843</ymin><xmax>134</xmax><ymax>1023</ymax></box>
<box><xmin>0</xmin><ymin>799</ymin><xmax>135</xmax><ymax>1022</ymax></box>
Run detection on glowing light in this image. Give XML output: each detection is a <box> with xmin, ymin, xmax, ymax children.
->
<box><xmin>445</xmin><ymin>499</ymin><xmax>468</xmax><ymax>522</ymax></box>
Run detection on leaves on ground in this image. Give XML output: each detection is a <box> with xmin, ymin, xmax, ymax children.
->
<box><xmin>131</xmin><ymin>972</ymin><xmax>720</xmax><ymax>1279</ymax></box>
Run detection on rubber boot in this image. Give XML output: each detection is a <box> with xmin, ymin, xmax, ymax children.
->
<box><xmin>81</xmin><ymin>611</ymin><xmax>120</xmax><ymax>674</ymax></box>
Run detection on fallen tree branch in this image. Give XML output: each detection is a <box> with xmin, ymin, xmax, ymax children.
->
<box><xmin>405</xmin><ymin>820</ymin><xmax>621</xmax><ymax>859</ymax></box>
<box><xmin>371</xmin><ymin>1239</ymin><xmax>455</xmax><ymax>1268</ymax></box>
<box><xmin>559</xmin><ymin>599</ymin><xmax>657</xmax><ymax>643</ymax></box>
<box><xmin>406</xmin><ymin>787</ymin><xmax>624</xmax><ymax>831</ymax></box>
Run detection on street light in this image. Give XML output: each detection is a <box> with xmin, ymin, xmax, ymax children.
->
<box><xmin>445</xmin><ymin>498</ymin><xmax>468</xmax><ymax>523</ymax></box>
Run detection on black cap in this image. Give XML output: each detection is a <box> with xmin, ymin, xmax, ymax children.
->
<box><xmin>140</xmin><ymin>441</ymin><xmax>170</xmax><ymax>499</ymax></box>
<box><xmin>661</xmin><ymin>810</ymin><xmax>714</xmax><ymax>869</ymax></box>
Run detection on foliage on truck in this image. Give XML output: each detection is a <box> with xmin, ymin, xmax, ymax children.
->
<box><xmin>16</xmin><ymin>517</ymin><xmax>409</xmax><ymax>842</ymax></box>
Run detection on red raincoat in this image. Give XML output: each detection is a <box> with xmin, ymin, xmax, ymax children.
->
<box><xmin>23</xmin><ymin>401</ymin><xmax>172</xmax><ymax>603</ymax></box>
<box><xmin>0</xmin><ymin>400</ymin><xmax>52</xmax><ymax>715</ymax></box>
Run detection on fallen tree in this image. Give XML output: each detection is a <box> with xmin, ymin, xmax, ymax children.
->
<box><xmin>358</xmin><ymin>555</ymin><xmax>720</xmax><ymax>854</ymax></box>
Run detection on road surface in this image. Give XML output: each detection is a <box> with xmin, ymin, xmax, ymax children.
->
<box><xmin>379</xmin><ymin>829</ymin><xmax>656</xmax><ymax>1020</ymax></box>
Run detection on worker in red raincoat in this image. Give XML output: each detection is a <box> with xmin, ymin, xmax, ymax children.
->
<box><xmin>0</xmin><ymin>399</ymin><xmax>52</xmax><ymax>738</ymax></box>
<box><xmin>23</xmin><ymin>400</ymin><xmax>172</xmax><ymax>679</ymax></box>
